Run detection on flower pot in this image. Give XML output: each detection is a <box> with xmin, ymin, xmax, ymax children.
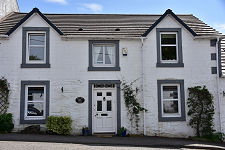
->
<box><xmin>122</xmin><ymin>130</ymin><xmax>126</xmax><ymax>137</ymax></box>
<box><xmin>82</xmin><ymin>129</ymin><xmax>89</xmax><ymax>136</ymax></box>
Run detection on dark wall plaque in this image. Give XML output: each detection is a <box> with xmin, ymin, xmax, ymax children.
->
<box><xmin>76</xmin><ymin>97</ymin><xmax>85</xmax><ymax>103</ymax></box>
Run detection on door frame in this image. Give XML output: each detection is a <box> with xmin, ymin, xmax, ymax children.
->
<box><xmin>88</xmin><ymin>80</ymin><xmax>121</xmax><ymax>134</ymax></box>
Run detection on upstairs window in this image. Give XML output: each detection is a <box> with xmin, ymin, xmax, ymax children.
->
<box><xmin>160</xmin><ymin>33</ymin><xmax>178</xmax><ymax>63</ymax></box>
<box><xmin>93</xmin><ymin>44</ymin><xmax>115</xmax><ymax>67</ymax></box>
<box><xmin>27</xmin><ymin>33</ymin><xmax>46</xmax><ymax>63</ymax></box>
<box><xmin>88</xmin><ymin>40</ymin><xmax>120</xmax><ymax>71</ymax></box>
<box><xmin>156</xmin><ymin>28</ymin><xmax>183</xmax><ymax>67</ymax></box>
<box><xmin>21</xmin><ymin>27</ymin><xmax>50</xmax><ymax>68</ymax></box>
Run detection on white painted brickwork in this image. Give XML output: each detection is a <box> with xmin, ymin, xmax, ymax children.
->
<box><xmin>0</xmin><ymin>13</ymin><xmax>224</xmax><ymax>137</ymax></box>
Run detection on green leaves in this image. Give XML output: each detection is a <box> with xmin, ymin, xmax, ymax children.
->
<box><xmin>122</xmin><ymin>81</ymin><xmax>147</xmax><ymax>132</ymax></box>
<box><xmin>0</xmin><ymin>113</ymin><xmax>14</xmax><ymax>133</ymax></box>
<box><xmin>0</xmin><ymin>77</ymin><xmax>10</xmax><ymax>115</ymax></box>
<box><xmin>47</xmin><ymin>116</ymin><xmax>72</xmax><ymax>135</ymax></box>
<box><xmin>187</xmin><ymin>86</ymin><xmax>214</xmax><ymax>137</ymax></box>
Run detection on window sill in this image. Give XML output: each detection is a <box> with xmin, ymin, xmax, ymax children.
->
<box><xmin>158</xmin><ymin>116</ymin><xmax>186</xmax><ymax>122</ymax></box>
<box><xmin>88</xmin><ymin>66</ymin><xmax>120</xmax><ymax>71</ymax></box>
<box><xmin>156</xmin><ymin>63</ymin><xmax>184</xmax><ymax>67</ymax></box>
<box><xmin>20</xmin><ymin>119</ymin><xmax>46</xmax><ymax>124</ymax></box>
<box><xmin>21</xmin><ymin>63</ymin><xmax>50</xmax><ymax>68</ymax></box>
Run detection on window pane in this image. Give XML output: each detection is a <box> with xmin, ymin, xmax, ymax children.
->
<box><xmin>28</xmin><ymin>87</ymin><xmax>44</xmax><ymax>101</ymax></box>
<box><xmin>163</xmin><ymin>86</ymin><xmax>178</xmax><ymax>99</ymax></box>
<box><xmin>163</xmin><ymin>100</ymin><xmax>178</xmax><ymax>114</ymax></box>
<box><xmin>105</xmin><ymin>45</ymin><xmax>115</xmax><ymax>64</ymax></box>
<box><xmin>29</xmin><ymin>47</ymin><xmax>44</xmax><ymax>60</ymax></box>
<box><xmin>107</xmin><ymin>101</ymin><xmax>112</xmax><ymax>111</ymax></box>
<box><xmin>93</xmin><ymin>46</ymin><xmax>103</xmax><ymax>64</ymax></box>
<box><xmin>27</xmin><ymin>102</ymin><xmax>44</xmax><ymax>116</ymax></box>
<box><xmin>161</xmin><ymin>46</ymin><xmax>177</xmax><ymax>60</ymax></box>
<box><xmin>97</xmin><ymin>101</ymin><xmax>102</xmax><ymax>111</ymax></box>
<box><xmin>29</xmin><ymin>34</ymin><xmax>45</xmax><ymax>45</ymax></box>
<box><xmin>97</xmin><ymin>92</ymin><xmax>102</xmax><ymax>96</ymax></box>
<box><xmin>161</xmin><ymin>34</ymin><xmax>176</xmax><ymax>44</ymax></box>
<box><xmin>106</xmin><ymin>92</ymin><xmax>112</xmax><ymax>96</ymax></box>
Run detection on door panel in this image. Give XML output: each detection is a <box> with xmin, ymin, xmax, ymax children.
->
<box><xmin>93</xmin><ymin>89</ymin><xmax>116</xmax><ymax>133</ymax></box>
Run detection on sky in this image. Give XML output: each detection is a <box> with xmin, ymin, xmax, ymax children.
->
<box><xmin>17</xmin><ymin>0</ymin><xmax>225</xmax><ymax>34</ymax></box>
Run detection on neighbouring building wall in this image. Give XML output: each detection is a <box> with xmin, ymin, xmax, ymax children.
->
<box><xmin>0</xmin><ymin>0</ymin><xmax>19</xmax><ymax>19</ymax></box>
<box><xmin>143</xmin><ymin>15</ymin><xmax>220</xmax><ymax>137</ymax></box>
<box><xmin>219</xmin><ymin>79</ymin><xmax>225</xmax><ymax>134</ymax></box>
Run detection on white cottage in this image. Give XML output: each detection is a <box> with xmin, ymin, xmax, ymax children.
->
<box><xmin>0</xmin><ymin>7</ymin><xmax>225</xmax><ymax>137</ymax></box>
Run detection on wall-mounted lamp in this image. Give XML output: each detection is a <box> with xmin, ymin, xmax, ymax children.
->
<box><xmin>122</xmin><ymin>48</ymin><xmax>128</xmax><ymax>56</ymax></box>
<box><xmin>61</xmin><ymin>87</ymin><xmax>64</xmax><ymax>93</ymax></box>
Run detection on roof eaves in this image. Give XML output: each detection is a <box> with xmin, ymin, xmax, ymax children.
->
<box><xmin>142</xmin><ymin>9</ymin><xmax>198</xmax><ymax>37</ymax></box>
<box><xmin>6</xmin><ymin>8</ymin><xmax>63</xmax><ymax>36</ymax></box>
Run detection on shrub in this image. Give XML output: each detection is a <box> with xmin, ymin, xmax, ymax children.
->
<box><xmin>0</xmin><ymin>113</ymin><xmax>14</xmax><ymax>133</ymax></box>
<box><xmin>47</xmin><ymin>116</ymin><xmax>72</xmax><ymax>135</ymax></box>
<box><xmin>187</xmin><ymin>86</ymin><xmax>214</xmax><ymax>137</ymax></box>
<box><xmin>202</xmin><ymin>132</ymin><xmax>225</xmax><ymax>142</ymax></box>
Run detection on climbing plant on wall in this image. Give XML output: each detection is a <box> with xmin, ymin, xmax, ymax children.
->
<box><xmin>0</xmin><ymin>77</ymin><xmax>10</xmax><ymax>115</ymax></box>
<box><xmin>121</xmin><ymin>79</ymin><xmax>147</xmax><ymax>133</ymax></box>
<box><xmin>187</xmin><ymin>86</ymin><xmax>214</xmax><ymax>137</ymax></box>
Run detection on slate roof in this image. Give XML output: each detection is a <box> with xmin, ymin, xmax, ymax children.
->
<box><xmin>0</xmin><ymin>9</ymin><xmax>222</xmax><ymax>37</ymax></box>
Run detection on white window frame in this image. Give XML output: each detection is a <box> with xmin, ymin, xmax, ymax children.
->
<box><xmin>24</xmin><ymin>85</ymin><xmax>46</xmax><ymax>120</ymax></box>
<box><xmin>26</xmin><ymin>31</ymin><xmax>46</xmax><ymax>64</ymax></box>
<box><xmin>160</xmin><ymin>32</ymin><xmax>178</xmax><ymax>63</ymax></box>
<box><xmin>161</xmin><ymin>84</ymin><xmax>181</xmax><ymax>118</ymax></box>
<box><xmin>92</xmin><ymin>43</ymin><xmax>116</xmax><ymax>67</ymax></box>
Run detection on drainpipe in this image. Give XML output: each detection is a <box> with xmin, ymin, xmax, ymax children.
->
<box><xmin>140</xmin><ymin>37</ymin><xmax>146</xmax><ymax>135</ymax></box>
<box><xmin>216</xmin><ymin>37</ymin><xmax>222</xmax><ymax>132</ymax></box>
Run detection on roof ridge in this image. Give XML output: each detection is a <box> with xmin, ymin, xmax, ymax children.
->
<box><xmin>14</xmin><ymin>12</ymin><xmax>194</xmax><ymax>16</ymax></box>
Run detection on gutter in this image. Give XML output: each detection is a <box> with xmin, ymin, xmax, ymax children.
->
<box><xmin>194</xmin><ymin>35</ymin><xmax>225</xmax><ymax>39</ymax></box>
<box><xmin>140</xmin><ymin>37</ymin><xmax>146</xmax><ymax>135</ymax></box>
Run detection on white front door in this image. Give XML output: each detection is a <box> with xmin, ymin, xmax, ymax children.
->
<box><xmin>93</xmin><ymin>89</ymin><xmax>116</xmax><ymax>133</ymax></box>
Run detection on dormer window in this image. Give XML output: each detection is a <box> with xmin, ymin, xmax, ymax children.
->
<box><xmin>27</xmin><ymin>33</ymin><xmax>46</xmax><ymax>63</ymax></box>
<box><xmin>156</xmin><ymin>28</ymin><xmax>184</xmax><ymax>67</ymax></box>
<box><xmin>160</xmin><ymin>33</ymin><xmax>178</xmax><ymax>63</ymax></box>
<box><xmin>21</xmin><ymin>27</ymin><xmax>50</xmax><ymax>68</ymax></box>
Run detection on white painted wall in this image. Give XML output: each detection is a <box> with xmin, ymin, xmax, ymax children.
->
<box><xmin>143</xmin><ymin>15</ymin><xmax>220</xmax><ymax>137</ymax></box>
<box><xmin>0</xmin><ymin>13</ymin><xmax>223</xmax><ymax>137</ymax></box>
<box><xmin>0</xmin><ymin>13</ymin><xmax>143</xmax><ymax>134</ymax></box>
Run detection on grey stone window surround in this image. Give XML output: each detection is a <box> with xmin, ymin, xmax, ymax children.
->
<box><xmin>88</xmin><ymin>40</ymin><xmax>120</xmax><ymax>71</ymax></box>
<box><xmin>21</xmin><ymin>27</ymin><xmax>50</xmax><ymax>68</ymax></box>
<box><xmin>157</xmin><ymin>80</ymin><xmax>186</xmax><ymax>122</ymax></box>
<box><xmin>211</xmin><ymin>67</ymin><xmax>217</xmax><ymax>74</ymax></box>
<box><xmin>20</xmin><ymin>80</ymin><xmax>50</xmax><ymax>124</ymax></box>
<box><xmin>211</xmin><ymin>53</ymin><xmax>217</xmax><ymax>60</ymax></box>
<box><xmin>156</xmin><ymin>28</ymin><xmax>184</xmax><ymax>67</ymax></box>
<box><xmin>88</xmin><ymin>80</ymin><xmax>121</xmax><ymax>134</ymax></box>
<box><xmin>210</xmin><ymin>39</ymin><xmax>217</xmax><ymax>47</ymax></box>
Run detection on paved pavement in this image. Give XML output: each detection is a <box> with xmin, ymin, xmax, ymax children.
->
<box><xmin>0</xmin><ymin>133</ymin><xmax>224</xmax><ymax>150</ymax></box>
